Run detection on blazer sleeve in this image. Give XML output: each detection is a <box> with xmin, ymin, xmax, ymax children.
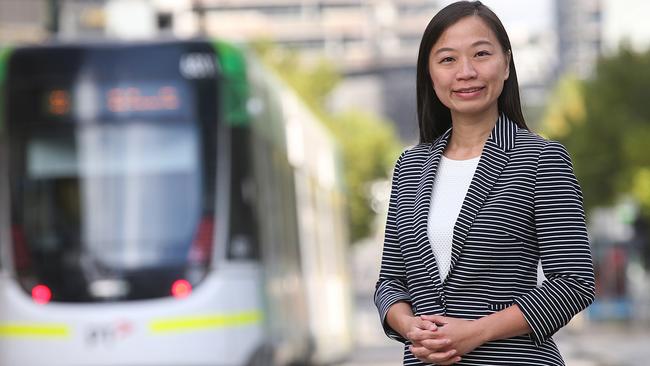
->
<box><xmin>374</xmin><ymin>151</ymin><xmax>411</xmax><ymax>343</ymax></box>
<box><xmin>514</xmin><ymin>140</ymin><xmax>596</xmax><ymax>347</ymax></box>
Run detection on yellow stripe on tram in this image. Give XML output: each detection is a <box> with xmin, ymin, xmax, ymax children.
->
<box><xmin>150</xmin><ymin>310</ymin><xmax>263</xmax><ymax>334</ymax></box>
<box><xmin>0</xmin><ymin>324</ymin><xmax>70</xmax><ymax>338</ymax></box>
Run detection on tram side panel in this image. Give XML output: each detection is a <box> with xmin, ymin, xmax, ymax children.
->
<box><xmin>273</xmin><ymin>69</ymin><xmax>355</xmax><ymax>364</ymax></box>
<box><xmin>245</xmin><ymin>56</ymin><xmax>313</xmax><ymax>364</ymax></box>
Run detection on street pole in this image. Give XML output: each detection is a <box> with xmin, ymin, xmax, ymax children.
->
<box><xmin>192</xmin><ymin>0</ymin><xmax>206</xmax><ymax>36</ymax></box>
<box><xmin>47</xmin><ymin>0</ymin><xmax>60</xmax><ymax>37</ymax></box>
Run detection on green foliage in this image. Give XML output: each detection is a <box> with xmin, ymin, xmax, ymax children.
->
<box><xmin>542</xmin><ymin>45</ymin><xmax>650</xmax><ymax>217</ymax></box>
<box><xmin>327</xmin><ymin>110</ymin><xmax>402</xmax><ymax>241</ymax></box>
<box><xmin>251</xmin><ymin>39</ymin><xmax>340</xmax><ymax>117</ymax></box>
<box><xmin>251</xmin><ymin>40</ymin><xmax>403</xmax><ymax>241</ymax></box>
<box><xmin>541</xmin><ymin>76</ymin><xmax>586</xmax><ymax>138</ymax></box>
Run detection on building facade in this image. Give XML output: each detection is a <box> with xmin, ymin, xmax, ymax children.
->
<box><xmin>555</xmin><ymin>0</ymin><xmax>602</xmax><ymax>79</ymax></box>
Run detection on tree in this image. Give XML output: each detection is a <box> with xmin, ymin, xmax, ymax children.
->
<box><xmin>251</xmin><ymin>40</ymin><xmax>403</xmax><ymax>242</ymax></box>
<box><xmin>542</xmin><ymin>45</ymin><xmax>650</xmax><ymax>218</ymax></box>
<box><xmin>327</xmin><ymin>110</ymin><xmax>402</xmax><ymax>241</ymax></box>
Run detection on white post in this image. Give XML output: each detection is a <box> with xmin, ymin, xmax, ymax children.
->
<box><xmin>104</xmin><ymin>0</ymin><xmax>156</xmax><ymax>39</ymax></box>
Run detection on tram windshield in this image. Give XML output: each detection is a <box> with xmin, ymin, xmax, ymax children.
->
<box><xmin>30</xmin><ymin>122</ymin><xmax>200</xmax><ymax>266</ymax></box>
<box><xmin>11</xmin><ymin>120</ymin><xmax>208</xmax><ymax>301</ymax></box>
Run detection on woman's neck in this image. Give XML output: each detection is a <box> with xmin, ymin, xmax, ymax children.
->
<box><xmin>445</xmin><ymin>111</ymin><xmax>498</xmax><ymax>160</ymax></box>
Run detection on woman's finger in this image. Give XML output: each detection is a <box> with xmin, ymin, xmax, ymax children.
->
<box><xmin>421</xmin><ymin>314</ymin><xmax>448</xmax><ymax>325</ymax></box>
<box><xmin>437</xmin><ymin>356</ymin><xmax>462</xmax><ymax>365</ymax></box>
<box><xmin>406</xmin><ymin>327</ymin><xmax>441</xmax><ymax>342</ymax></box>
<box><xmin>420</xmin><ymin>337</ymin><xmax>451</xmax><ymax>350</ymax></box>
<box><xmin>405</xmin><ymin>318</ymin><xmax>439</xmax><ymax>341</ymax></box>
<box><xmin>410</xmin><ymin>345</ymin><xmax>457</xmax><ymax>361</ymax></box>
<box><xmin>426</xmin><ymin>349</ymin><xmax>458</xmax><ymax>364</ymax></box>
<box><xmin>409</xmin><ymin>345</ymin><xmax>434</xmax><ymax>360</ymax></box>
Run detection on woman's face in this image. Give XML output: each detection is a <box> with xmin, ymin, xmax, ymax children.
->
<box><xmin>428</xmin><ymin>16</ymin><xmax>510</xmax><ymax>120</ymax></box>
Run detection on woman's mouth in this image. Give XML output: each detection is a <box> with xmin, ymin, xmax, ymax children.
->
<box><xmin>453</xmin><ymin>86</ymin><xmax>485</xmax><ymax>98</ymax></box>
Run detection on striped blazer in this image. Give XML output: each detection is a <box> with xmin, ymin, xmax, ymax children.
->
<box><xmin>374</xmin><ymin>116</ymin><xmax>595</xmax><ymax>365</ymax></box>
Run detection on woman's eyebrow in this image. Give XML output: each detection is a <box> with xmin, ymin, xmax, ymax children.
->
<box><xmin>433</xmin><ymin>47</ymin><xmax>455</xmax><ymax>55</ymax></box>
<box><xmin>433</xmin><ymin>39</ymin><xmax>494</xmax><ymax>55</ymax></box>
<box><xmin>471</xmin><ymin>39</ymin><xmax>494</xmax><ymax>48</ymax></box>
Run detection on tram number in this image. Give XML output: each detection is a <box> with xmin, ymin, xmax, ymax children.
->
<box><xmin>85</xmin><ymin>320</ymin><xmax>133</xmax><ymax>346</ymax></box>
<box><xmin>180</xmin><ymin>53</ymin><xmax>217</xmax><ymax>79</ymax></box>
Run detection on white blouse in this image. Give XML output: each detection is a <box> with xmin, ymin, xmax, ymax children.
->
<box><xmin>427</xmin><ymin>155</ymin><xmax>480</xmax><ymax>281</ymax></box>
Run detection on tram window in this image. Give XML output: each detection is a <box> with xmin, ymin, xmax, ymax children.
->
<box><xmin>227</xmin><ymin>127</ymin><xmax>258</xmax><ymax>260</ymax></box>
<box><xmin>251</xmin><ymin>138</ymin><xmax>270</xmax><ymax>258</ymax></box>
<box><xmin>269</xmin><ymin>147</ymin><xmax>301</xmax><ymax>272</ymax></box>
<box><xmin>27</xmin><ymin>135</ymin><xmax>77</xmax><ymax>178</ymax></box>
<box><xmin>280</xmin><ymin>156</ymin><xmax>300</xmax><ymax>267</ymax></box>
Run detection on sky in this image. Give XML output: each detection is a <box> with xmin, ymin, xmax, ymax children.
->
<box><xmin>601</xmin><ymin>0</ymin><xmax>650</xmax><ymax>52</ymax></box>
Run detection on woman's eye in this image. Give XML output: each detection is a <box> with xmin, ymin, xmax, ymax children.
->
<box><xmin>476</xmin><ymin>50</ymin><xmax>491</xmax><ymax>57</ymax></box>
<box><xmin>440</xmin><ymin>57</ymin><xmax>454</xmax><ymax>63</ymax></box>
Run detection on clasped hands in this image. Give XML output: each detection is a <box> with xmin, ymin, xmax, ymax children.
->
<box><xmin>405</xmin><ymin>314</ymin><xmax>486</xmax><ymax>365</ymax></box>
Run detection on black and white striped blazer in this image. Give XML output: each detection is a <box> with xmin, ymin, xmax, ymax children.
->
<box><xmin>375</xmin><ymin>115</ymin><xmax>595</xmax><ymax>365</ymax></box>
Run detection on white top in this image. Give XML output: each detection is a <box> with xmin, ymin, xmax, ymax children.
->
<box><xmin>427</xmin><ymin>155</ymin><xmax>480</xmax><ymax>281</ymax></box>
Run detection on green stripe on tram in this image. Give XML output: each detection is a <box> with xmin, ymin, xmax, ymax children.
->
<box><xmin>0</xmin><ymin>323</ymin><xmax>70</xmax><ymax>338</ymax></box>
<box><xmin>211</xmin><ymin>40</ymin><xmax>250</xmax><ymax>127</ymax></box>
<box><xmin>150</xmin><ymin>310</ymin><xmax>263</xmax><ymax>334</ymax></box>
<box><xmin>0</xmin><ymin>47</ymin><xmax>12</xmax><ymax>134</ymax></box>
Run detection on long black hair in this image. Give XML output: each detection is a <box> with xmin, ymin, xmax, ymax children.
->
<box><xmin>416</xmin><ymin>1</ymin><xmax>528</xmax><ymax>143</ymax></box>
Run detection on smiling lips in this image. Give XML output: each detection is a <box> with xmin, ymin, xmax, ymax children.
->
<box><xmin>453</xmin><ymin>86</ymin><xmax>485</xmax><ymax>97</ymax></box>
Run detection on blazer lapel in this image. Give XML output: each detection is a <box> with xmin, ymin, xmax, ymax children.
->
<box><xmin>413</xmin><ymin>129</ymin><xmax>451</xmax><ymax>292</ymax></box>
<box><xmin>443</xmin><ymin>115</ymin><xmax>516</xmax><ymax>285</ymax></box>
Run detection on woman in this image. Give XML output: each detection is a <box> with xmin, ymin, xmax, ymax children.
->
<box><xmin>374</xmin><ymin>1</ymin><xmax>595</xmax><ymax>365</ymax></box>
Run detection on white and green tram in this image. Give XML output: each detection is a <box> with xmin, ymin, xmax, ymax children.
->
<box><xmin>0</xmin><ymin>40</ymin><xmax>352</xmax><ymax>366</ymax></box>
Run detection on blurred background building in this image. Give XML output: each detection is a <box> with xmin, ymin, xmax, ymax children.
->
<box><xmin>0</xmin><ymin>0</ymin><xmax>49</xmax><ymax>42</ymax></box>
<box><xmin>182</xmin><ymin>0</ymin><xmax>439</xmax><ymax>142</ymax></box>
<box><xmin>555</xmin><ymin>0</ymin><xmax>602</xmax><ymax>79</ymax></box>
<box><xmin>0</xmin><ymin>0</ymin><xmax>563</xmax><ymax>141</ymax></box>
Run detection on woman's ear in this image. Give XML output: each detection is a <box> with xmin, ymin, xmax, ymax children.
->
<box><xmin>504</xmin><ymin>49</ymin><xmax>511</xmax><ymax>80</ymax></box>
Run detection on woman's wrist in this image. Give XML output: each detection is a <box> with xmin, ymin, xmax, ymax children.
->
<box><xmin>386</xmin><ymin>302</ymin><xmax>416</xmax><ymax>338</ymax></box>
<box><xmin>474</xmin><ymin>316</ymin><xmax>494</xmax><ymax>344</ymax></box>
<box><xmin>395</xmin><ymin>315</ymin><xmax>413</xmax><ymax>338</ymax></box>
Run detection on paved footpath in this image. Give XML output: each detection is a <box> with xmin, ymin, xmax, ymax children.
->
<box><xmin>556</xmin><ymin>322</ymin><xmax>650</xmax><ymax>366</ymax></box>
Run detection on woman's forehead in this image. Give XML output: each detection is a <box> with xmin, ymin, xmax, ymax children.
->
<box><xmin>433</xmin><ymin>16</ymin><xmax>499</xmax><ymax>51</ymax></box>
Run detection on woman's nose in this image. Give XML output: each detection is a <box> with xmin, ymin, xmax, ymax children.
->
<box><xmin>456</xmin><ymin>58</ymin><xmax>478</xmax><ymax>80</ymax></box>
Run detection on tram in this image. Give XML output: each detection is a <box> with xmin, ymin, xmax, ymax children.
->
<box><xmin>0</xmin><ymin>40</ymin><xmax>352</xmax><ymax>366</ymax></box>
